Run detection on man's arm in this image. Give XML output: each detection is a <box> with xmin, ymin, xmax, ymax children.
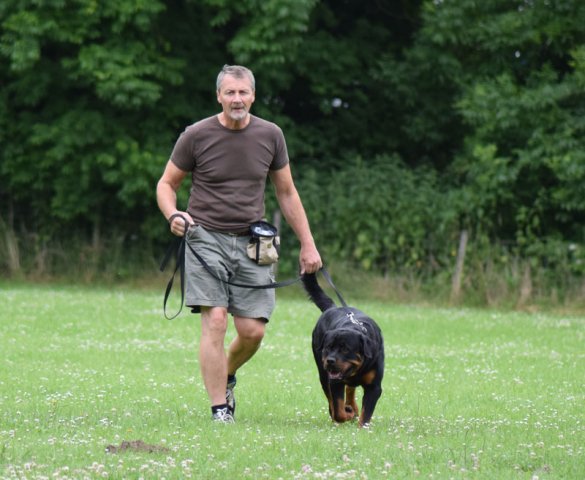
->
<box><xmin>269</xmin><ymin>164</ymin><xmax>322</xmax><ymax>274</ymax></box>
<box><xmin>156</xmin><ymin>160</ymin><xmax>194</xmax><ymax>236</ymax></box>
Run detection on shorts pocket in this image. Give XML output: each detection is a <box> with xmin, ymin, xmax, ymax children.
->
<box><xmin>186</xmin><ymin>224</ymin><xmax>201</xmax><ymax>240</ymax></box>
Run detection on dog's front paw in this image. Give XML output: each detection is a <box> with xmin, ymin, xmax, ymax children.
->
<box><xmin>332</xmin><ymin>407</ymin><xmax>355</xmax><ymax>423</ymax></box>
<box><xmin>344</xmin><ymin>405</ymin><xmax>357</xmax><ymax>421</ymax></box>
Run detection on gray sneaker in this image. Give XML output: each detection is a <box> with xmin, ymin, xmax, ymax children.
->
<box><xmin>226</xmin><ymin>376</ymin><xmax>237</xmax><ymax>416</ymax></box>
<box><xmin>212</xmin><ymin>407</ymin><xmax>235</xmax><ymax>424</ymax></box>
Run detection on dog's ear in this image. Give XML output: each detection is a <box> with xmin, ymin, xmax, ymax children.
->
<box><xmin>315</xmin><ymin>331</ymin><xmax>330</xmax><ymax>353</ymax></box>
<box><xmin>360</xmin><ymin>333</ymin><xmax>375</xmax><ymax>362</ymax></box>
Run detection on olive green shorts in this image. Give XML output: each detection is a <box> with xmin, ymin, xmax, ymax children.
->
<box><xmin>184</xmin><ymin>225</ymin><xmax>276</xmax><ymax>321</ymax></box>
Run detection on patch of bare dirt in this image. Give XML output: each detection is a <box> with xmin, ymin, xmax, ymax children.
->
<box><xmin>105</xmin><ymin>440</ymin><xmax>170</xmax><ymax>454</ymax></box>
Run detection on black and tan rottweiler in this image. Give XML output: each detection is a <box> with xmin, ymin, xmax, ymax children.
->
<box><xmin>302</xmin><ymin>273</ymin><xmax>384</xmax><ymax>427</ymax></box>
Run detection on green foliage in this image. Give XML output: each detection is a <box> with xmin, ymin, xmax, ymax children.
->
<box><xmin>1</xmin><ymin>0</ymin><xmax>584</xmax><ymax>293</ymax></box>
<box><xmin>454</xmin><ymin>54</ymin><xmax>585</xmax><ymax>246</ymax></box>
<box><xmin>0</xmin><ymin>0</ymin><xmax>193</xmax><ymax>238</ymax></box>
<box><xmin>294</xmin><ymin>155</ymin><xmax>451</xmax><ymax>274</ymax></box>
<box><xmin>66</xmin><ymin>40</ymin><xmax>184</xmax><ymax>108</ymax></box>
<box><xmin>413</xmin><ymin>0</ymin><xmax>585</xmax><ymax>274</ymax></box>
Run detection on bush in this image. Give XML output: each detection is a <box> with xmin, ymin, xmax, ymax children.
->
<box><xmin>292</xmin><ymin>154</ymin><xmax>454</xmax><ymax>275</ymax></box>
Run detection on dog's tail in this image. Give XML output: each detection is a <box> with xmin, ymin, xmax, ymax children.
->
<box><xmin>301</xmin><ymin>273</ymin><xmax>336</xmax><ymax>312</ymax></box>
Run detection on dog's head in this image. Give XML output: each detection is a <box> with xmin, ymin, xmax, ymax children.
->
<box><xmin>320</xmin><ymin>328</ymin><xmax>371</xmax><ymax>382</ymax></box>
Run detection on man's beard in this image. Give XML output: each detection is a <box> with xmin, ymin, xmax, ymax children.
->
<box><xmin>228</xmin><ymin>106</ymin><xmax>248</xmax><ymax>121</ymax></box>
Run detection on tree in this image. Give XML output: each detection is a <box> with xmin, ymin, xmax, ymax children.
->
<box><xmin>1</xmin><ymin>0</ymin><xmax>584</xmax><ymax>284</ymax></box>
<box><xmin>0</xmin><ymin>0</ymin><xmax>219</xmax><ymax>241</ymax></box>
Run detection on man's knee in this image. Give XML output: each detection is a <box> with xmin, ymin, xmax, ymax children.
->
<box><xmin>236</xmin><ymin>318</ymin><xmax>265</xmax><ymax>344</ymax></box>
<box><xmin>246</xmin><ymin>324</ymin><xmax>265</xmax><ymax>344</ymax></box>
<box><xmin>202</xmin><ymin>307</ymin><xmax>228</xmax><ymax>336</ymax></box>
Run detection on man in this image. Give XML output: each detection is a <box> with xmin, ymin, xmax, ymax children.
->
<box><xmin>156</xmin><ymin>65</ymin><xmax>322</xmax><ymax>423</ymax></box>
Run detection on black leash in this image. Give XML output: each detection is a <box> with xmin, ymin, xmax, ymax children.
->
<box><xmin>318</xmin><ymin>265</ymin><xmax>348</xmax><ymax>308</ymax></box>
<box><xmin>159</xmin><ymin>215</ymin><xmax>348</xmax><ymax>319</ymax></box>
<box><xmin>159</xmin><ymin>234</ymin><xmax>187</xmax><ymax>319</ymax></box>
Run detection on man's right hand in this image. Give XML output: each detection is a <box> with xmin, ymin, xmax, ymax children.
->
<box><xmin>168</xmin><ymin>212</ymin><xmax>195</xmax><ymax>237</ymax></box>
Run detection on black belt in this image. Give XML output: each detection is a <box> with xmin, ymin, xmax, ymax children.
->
<box><xmin>214</xmin><ymin>229</ymin><xmax>250</xmax><ymax>237</ymax></box>
<box><xmin>159</xmin><ymin>215</ymin><xmax>347</xmax><ymax>319</ymax></box>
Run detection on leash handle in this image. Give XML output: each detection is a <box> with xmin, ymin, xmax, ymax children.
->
<box><xmin>160</xmin><ymin>236</ymin><xmax>186</xmax><ymax>320</ymax></box>
<box><xmin>159</xmin><ymin>214</ymin><xmax>189</xmax><ymax>320</ymax></box>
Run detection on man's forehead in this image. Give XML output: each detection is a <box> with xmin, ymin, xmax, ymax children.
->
<box><xmin>219</xmin><ymin>75</ymin><xmax>254</xmax><ymax>91</ymax></box>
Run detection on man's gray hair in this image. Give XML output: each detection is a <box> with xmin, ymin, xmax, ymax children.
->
<box><xmin>216</xmin><ymin>64</ymin><xmax>255</xmax><ymax>92</ymax></box>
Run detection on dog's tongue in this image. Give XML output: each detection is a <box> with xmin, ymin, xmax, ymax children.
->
<box><xmin>328</xmin><ymin>371</ymin><xmax>343</xmax><ymax>380</ymax></box>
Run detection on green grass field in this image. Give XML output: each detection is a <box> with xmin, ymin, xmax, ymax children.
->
<box><xmin>1</xmin><ymin>283</ymin><xmax>583</xmax><ymax>479</ymax></box>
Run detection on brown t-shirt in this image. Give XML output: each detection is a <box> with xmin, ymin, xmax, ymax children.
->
<box><xmin>170</xmin><ymin>114</ymin><xmax>289</xmax><ymax>232</ymax></box>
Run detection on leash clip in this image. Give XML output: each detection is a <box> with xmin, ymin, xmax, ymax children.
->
<box><xmin>346</xmin><ymin>311</ymin><xmax>368</xmax><ymax>333</ymax></box>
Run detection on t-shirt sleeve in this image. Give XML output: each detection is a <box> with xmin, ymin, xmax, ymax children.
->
<box><xmin>270</xmin><ymin>126</ymin><xmax>290</xmax><ymax>171</ymax></box>
<box><xmin>170</xmin><ymin>126</ymin><xmax>196</xmax><ymax>172</ymax></box>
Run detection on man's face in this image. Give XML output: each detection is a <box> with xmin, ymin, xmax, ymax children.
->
<box><xmin>217</xmin><ymin>74</ymin><xmax>255</xmax><ymax>122</ymax></box>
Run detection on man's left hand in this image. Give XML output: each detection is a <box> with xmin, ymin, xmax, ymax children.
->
<box><xmin>299</xmin><ymin>245</ymin><xmax>322</xmax><ymax>274</ymax></box>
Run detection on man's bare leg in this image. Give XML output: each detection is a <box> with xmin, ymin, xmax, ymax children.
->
<box><xmin>200</xmin><ymin>306</ymin><xmax>229</xmax><ymax>406</ymax></box>
<box><xmin>227</xmin><ymin>316</ymin><xmax>266</xmax><ymax>375</ymax></box>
